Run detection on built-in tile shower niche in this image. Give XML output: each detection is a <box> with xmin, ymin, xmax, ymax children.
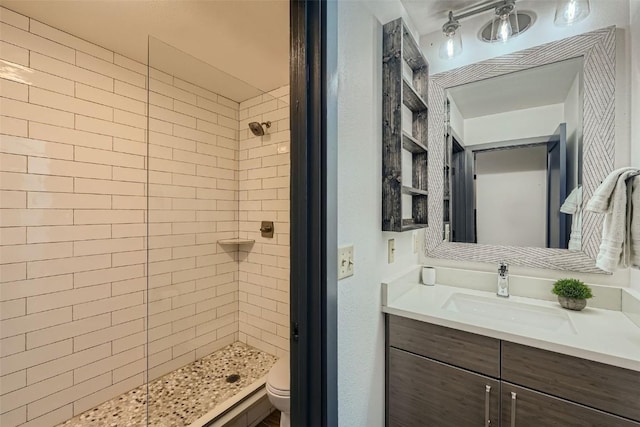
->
<box><xmin>0</xmin><ymin>9</ymin><xmax>290</xmax><ymax>426</ymax></box>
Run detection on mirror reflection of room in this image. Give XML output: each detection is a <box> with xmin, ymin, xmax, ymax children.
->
<box><xmin>443</xmin><ymin>57</ymin><xmax>584</xmax><ymax>250</ymax></box>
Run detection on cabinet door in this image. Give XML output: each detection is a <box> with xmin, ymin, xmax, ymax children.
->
<box><xmin>502</xmin><ymin>341</ymin><xmax>640</xmax><ymax>421</ymax></box>
<box><xmin>501</xmin><ymin>382</ymin><xmax>640</xmax><ymax>427</ymax></box>
<box><xmin>388</xmin><ymin>348</ymin><xmax>499</xmax><ymax>427</ymax></box>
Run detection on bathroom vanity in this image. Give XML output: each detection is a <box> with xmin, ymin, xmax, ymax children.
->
<box><xmin>382</xmin><ymin>271</ymin><xmax>640</xmax><ymax>427</ymax></box>
<box><xmin>386</xmin><ymin>315</ymin><xmax>640</xmax><ymax>426</ymax></box>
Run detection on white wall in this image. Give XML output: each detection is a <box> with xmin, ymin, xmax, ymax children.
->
<box><xmin>337</xmin><ymin>1</ymin><xmax>421</xmax><ymax>426</ymax></box>
<box><xmin>475</xmin><ymin>146</ymin><xmax>547</xmax><ymax>247</ymax></box>
<box><xmin>630</xmin><ymin>0</ymin><xmax>640</xmax><ymax>290</ymax></box>
<box><xmin>463</xmin><ymin>103</ymin><xmax>564</xmax><ymax>146</ymax></box>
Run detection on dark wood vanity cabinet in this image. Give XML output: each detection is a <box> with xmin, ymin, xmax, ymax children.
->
<box><xmin>386</xmin><ymin>315</ymin><xmax>640</xmax><ymax>427</ymax></box>
<box><xmin>387</xmin><ymin>315</ymin><xmax>501</xmax><ymax>427</ymax></box>
<box><xmin>388</xmin><ymin>348</ymin><xmax>500</xmax><ymax>427</ymax></box>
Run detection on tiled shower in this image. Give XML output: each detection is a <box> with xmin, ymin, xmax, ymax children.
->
<box><xmin>0</xmin><ymin>7</ymin><xmax>290</xmax><ymax>427</ymax></box>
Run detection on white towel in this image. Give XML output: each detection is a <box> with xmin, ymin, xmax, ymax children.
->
<box><xmin>587</xmin><ymin>167</ymin><xmax>638</xmax><ymax>213</ymax></box>
<box><xmin>586</xmin><ymin>167</ymin><xmax>640</xmax><ymax>272</ymax></box>
<box><xmin>560</xmin><ymin>186</ymin><xmax>582</xmax><ymax>251</ymax></box>
<box><xmin>631</xmin><ymin>177</ymin><xmax>640</xmax><ymax>267</ymax></box>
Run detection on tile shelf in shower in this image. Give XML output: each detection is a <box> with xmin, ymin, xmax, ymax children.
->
<box><xmin>218</xmin><ymin>238</ymin><xmax>256</xmax><ymax>245</ymax></box>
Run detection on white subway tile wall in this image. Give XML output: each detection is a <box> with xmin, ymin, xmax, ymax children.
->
<box><xmin>145</xmin><ymin>54</ymin><xmax>242</xmax><ymax>385</ymax></box>
<box><xmin>0</xmin><ymin>7</ymin><xmax>290</xmax><ymax>427</ymax></box>
<box><xmin>238</xmin><ymin>88</ymin><xmax>290</xmax><ymax>359</ymax></box>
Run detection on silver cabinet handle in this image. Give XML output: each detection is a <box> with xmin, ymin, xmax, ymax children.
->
<box><xmin>511</xmin><ymin>392</ymin><xmax>517</xmax><ymax>427</ymax></box>
<box><xmin>484</xmin><ymin>385</ymin><xmax>492</xmax><ymax>426</ymax></box>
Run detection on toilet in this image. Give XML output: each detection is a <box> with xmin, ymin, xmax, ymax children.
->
<box><xmin>266</xmin><ymin>358</ymin><xmax>290</xmax><ymax>427</ymax></box>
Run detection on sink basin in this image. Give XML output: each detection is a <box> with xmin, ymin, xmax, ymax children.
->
<box><xmin>442</xmin><ymin>293</ymin><xmax>576</xmax><ymax>334</ymax></box>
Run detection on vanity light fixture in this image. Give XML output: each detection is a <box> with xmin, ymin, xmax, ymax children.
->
<box><xmin>491</xmin><ymin>0</ymin><xmax>518</xmax><ymax>43</ymax></box>
<box><xmin>439</xmin><ymin>11</ymin><xmax>463</xmax><ymax>59</ymax></box>
<box><xmin>554</xmin><ymin>0</ymin><xmax>590</xmax><ymax>26</ymax></box>
<box><xmin>439</xmin><ymin>0</ymin><xmax>533</xmax><ymax>59</ymax></box>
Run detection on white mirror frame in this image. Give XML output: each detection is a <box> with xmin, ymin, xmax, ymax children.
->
<box><xmin>425</xmin><ymin>26</ymin><xmax>615</xmax><ymax>274</ymax></box>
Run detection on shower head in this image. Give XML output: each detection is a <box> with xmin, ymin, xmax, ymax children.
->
<box><xmin>248</xmin><ymin>121</ymin><xmax>271</xmax><ymax>136</ymax></box>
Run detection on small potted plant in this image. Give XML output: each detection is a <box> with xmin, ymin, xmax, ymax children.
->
<box><xmin>552</xmin><ymin>278</ymin><xmax>593</xmax><ymax>311</ymax></box>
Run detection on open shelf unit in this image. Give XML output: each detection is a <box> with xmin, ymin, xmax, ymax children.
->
<box><xmin>382</xmin><ymin>18</ymin><xmax>429</xmax><ymax>232</ymax></box>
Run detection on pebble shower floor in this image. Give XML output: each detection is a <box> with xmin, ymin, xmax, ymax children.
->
<box><xmin>58</xmin><ymin>343</ymin><xmax>277</xmax><ymax>426</ymax></box>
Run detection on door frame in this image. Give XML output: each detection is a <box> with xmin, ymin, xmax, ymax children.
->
<box><xmin>290</xmin><ymin>1</ymin><xmax>338</xmax><ymax>426</ymax></box>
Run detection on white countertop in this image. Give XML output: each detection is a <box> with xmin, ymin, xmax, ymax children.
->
<box><xmin>382</xmin><ymin>279</ymin><xmax>640</xmax><ymax>372</ymax></box>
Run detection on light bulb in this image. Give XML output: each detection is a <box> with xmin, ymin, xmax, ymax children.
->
<box><xmin>554</xmin><ymin>0</ymin><xmax>590</xmax><ymax>26</ymax></box>
<box><xmin>566</xmin><ymin>0</ymin><xmax>577</xmax><ymax>21</ymax></box>
<box><xmin>446</xmin><ymin>38</ymin><xmax>454</xmax><ymax>57</ymax></box>
<box><xmin>496</xmin><ymin>15</ymin><xmax>513</xmax><ymax>43</ymax></box>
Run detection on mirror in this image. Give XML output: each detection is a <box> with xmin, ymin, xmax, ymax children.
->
<box><xmin>443</xmin><ymin>58</ymin><xmax>584</xmax><ymax>250</ymax></box>
<box><xmin>426</xmin><ymin>27</ymin><xmax>615</xmax><ymax>273</ymax></box>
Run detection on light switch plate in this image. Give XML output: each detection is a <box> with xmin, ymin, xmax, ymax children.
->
<box><xmin>388</xmin><ymin>239</ymin><xmax>395</xmax><ymax>263</ymax></box>
<box><xmin>338</xmin><ymin>245</ymin><xmax>354</xmax><ymax>280</ymax></box>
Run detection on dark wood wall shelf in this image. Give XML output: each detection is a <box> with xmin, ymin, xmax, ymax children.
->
<box><xmin>382</xmin><ymin>18</ymin><xmax>429</xmax><ymax>232</ymax></box>
<box><xmin>402</xmin><ymin>131</ymin><xmax>428</xmax><ymax>153</ymax></box>
<box><xmin>402</xmin><ymin>186</ymin><xmax>428</xmax><ymax>197</ymax></box>
<box><xmin>402</xmin><ymin>78</ymin><xmax>428</xmax><ymax>112</ymax></box>
<box><xmin>399</xmin><ymin>222</ymin><xmax>429</xmax><ymax>231</ymax></box>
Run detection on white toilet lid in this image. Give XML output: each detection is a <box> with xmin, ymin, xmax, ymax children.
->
<box><xmin>267</xmin><ymin>358</ymin><xmax>290</xmax><ymax>394</ymax></box>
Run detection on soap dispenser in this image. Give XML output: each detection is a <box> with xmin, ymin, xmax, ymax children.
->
<box><xmin>497</xmin><ymin>262</ymin><xmax>509</xmax><ymax>297</ymax></box>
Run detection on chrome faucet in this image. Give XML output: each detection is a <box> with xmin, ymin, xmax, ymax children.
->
<box><xmin>497</xmin><ymin>262</ymin><xmax>509</xmax><ymax>297</ymax></box>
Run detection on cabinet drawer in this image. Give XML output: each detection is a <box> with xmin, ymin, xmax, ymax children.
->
<box><xmin>501</xmin><ymin>382</ymin><xmax>640</xmax><ymax>427</ymax></box>
<box><xmin>388</xmin><ymin>347</ymin><xmax>500</xmax><ymax>427</ymax></box>
<box><xmin>501</xmin><ymin>341</ymin><xmax>640</xmax><ymax>421</ymax></box>
<box><xmin>387</xmin><ymin>315</ymin><xmax>500</xmax><ymax>377</ymax></box>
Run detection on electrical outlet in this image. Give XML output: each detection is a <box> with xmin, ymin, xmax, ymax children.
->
<box><xmin>338</xmin><ymin>245</ymin><xmax>354</xmax><ymax>280</ymax></box>
<box><xmin>388</xmin><ymin>239</ymin><xmax>395</xmax><ymax>263</ymax></box>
